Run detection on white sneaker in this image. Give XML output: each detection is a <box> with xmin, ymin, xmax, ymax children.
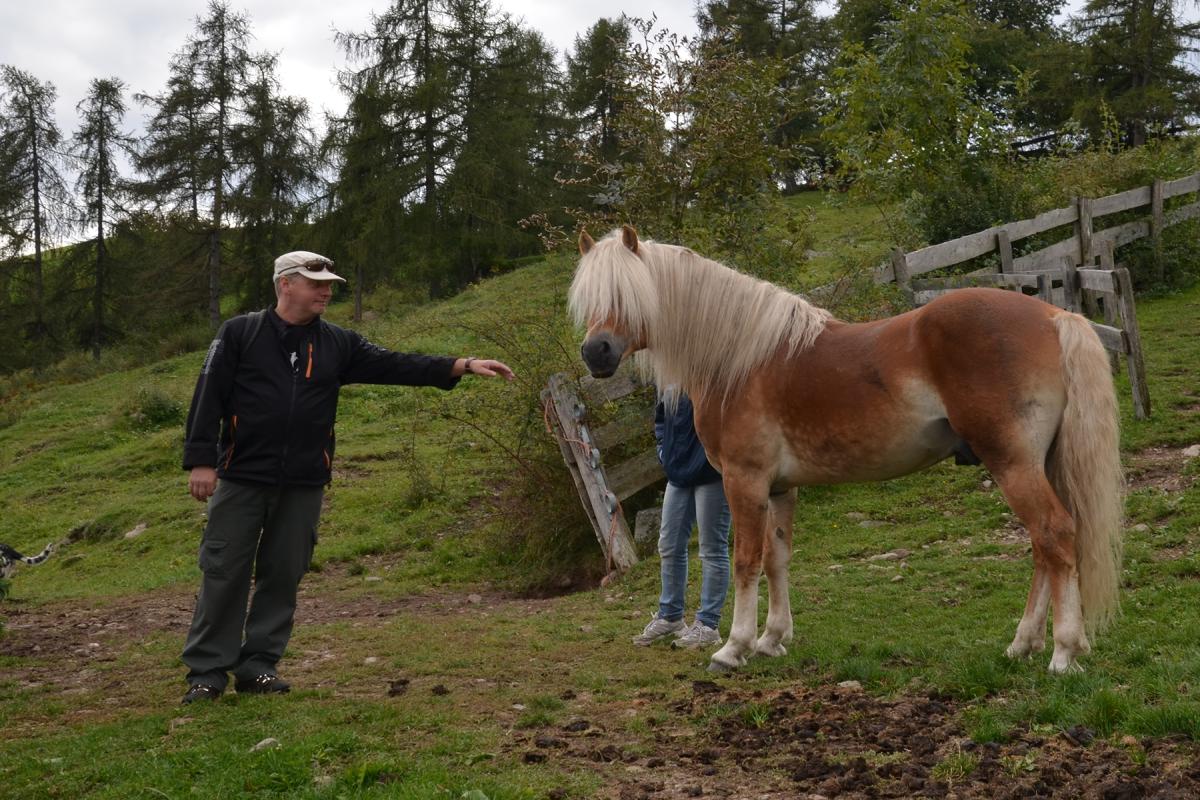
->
<box><xmin>632</xmin><ymin>613</ymin><xmax>686</xmax><ymax>646</ymax></box>
<box><xmin>672</xmin><ymin>621</ymin><xmax>722</xmax><ymax>650</ymax></box>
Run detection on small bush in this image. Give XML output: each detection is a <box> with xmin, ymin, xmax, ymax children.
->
<box><xmin>127</xmin><ymin>387</ymin><xmax>185</xmax><ymax>431</ymax></box>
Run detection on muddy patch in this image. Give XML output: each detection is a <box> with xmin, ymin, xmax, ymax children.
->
<box><xmin>523</xmin><ymin>682</ymin><xmax>1200</xmax><ymax>799</ymax></box>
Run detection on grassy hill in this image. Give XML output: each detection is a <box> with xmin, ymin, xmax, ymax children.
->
<box><xmin>1</xmin><ymin>196</ymin><xmax>1199</xmax><ymax>798</ymax></box>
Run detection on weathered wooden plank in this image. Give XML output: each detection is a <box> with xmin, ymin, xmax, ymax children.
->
<box><xmin>1062</xmin><ymin>258</ymin><xmax>1082</xmax><ymax>313</ymax></box>
<box><xmin>912</xmin><ymin>273</ymin><xmax>1039</xmax><ymax>291</ymax></box>
<box><xmin>1090</xmin><ymin>219</ymin><xmax>1149</xmax><ymax>257</ymax></box>
<box><xmin>904</xmin><ymin>230</ymin><xmax>1000</xmax><ymax>275</ymax></box>
<box><xmin>1088</xmin><ymin>321</ymin><xmax>1128</xmax><ymax>353</ymax></box>
<box><xmin>997</xmin><ymin>228</ymin><xmax>1014</xmax><ymax>274</ymax></box>
<box><xmin>608</xmin><ymin>448</ymin><xmax>665</xmax><ymax>501</ymax></box>
<box><xmin>1090</xmin><ymin>185</ymin><xmax>1152</xmax><ymax>218</ymax></box>
<box><xmin>1077</xmin><ymin>268</ymin><xmax>1118</xmax><ymax>292</ymax></box>
<box><xmin>1163</xmin><ymin>173</ymin><xmax>1200</xmax><ymax>199</ymax></box>
<box><xmin>1077</xmin><ymin>196</ymin><xmax>1093</xmax><ymax>267</ymax></box>
<box><xmin>1151</xmin><ymin>179</ymin><xmax>1165</xmax><ymax>240</ymax></box>
<box><xmin>1164</xmin><ymin>201</ymin><xmax>1200</xmax><ymax>226</ymax></box>
<box><xmin>1037</xmin><ymin>274</ymin><xmax>1053</xmax><ymax>303</ymax></box>
<box><xmin>1114</xmin><ymin>267</ymin><xmax>1151</xmax><ymax>419</ymax></box>
<box><xmin>1012</xmin><ymin>236</ymin><xmax>1077</xmax><ymax>273</ymax></box>
<box><xmin>542</xmin><ymin>387</ymin><xmax>603</xmax><ymax>540</ymax></box>
<box><xmin>1005</xmin><ymin>205</ymin><xmax>1079</xmax><ymax>241</ymax></box>
<box><xmin>545</xmin><ymin>374</ymin><xmax>638</xmax><ymax>572</ymax></box>
<box><xmin>591</xmin><ymin>406</ymin><xmax>655</xmax><ymax>450</ymax></box>
<box><xmin>890</xmin><ymin>247</ymin><xmax>912</xmax><ymax>296</ymax></box>
<box><xmin>579</xmin><ymin>368</ymin><xmax>645</xmax><ymax>406</ymax></box>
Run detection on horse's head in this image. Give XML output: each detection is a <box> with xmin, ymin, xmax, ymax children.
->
<box><xmin>569</xmin><ymin>225</ymin><xmax>656</xmax><ymax>379</ymax></box>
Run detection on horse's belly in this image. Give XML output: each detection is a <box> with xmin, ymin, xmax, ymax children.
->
<box><xmin>774</xmin><ymin>417</ymin><xmax>960</xmax><ymax>488</ymax></box>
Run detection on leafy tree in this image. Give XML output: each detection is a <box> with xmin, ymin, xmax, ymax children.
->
<box><xmin>0</xmin><ymin>66</ymin><xmax>73</xmax><ymax>339</ymax></box>
<box><xmin>823</xmin><ymin>0</ymin><xmax>999</xmax><ymax>200</ymax></box>
<box><xmin>698</xmin><ymin>0</ymin><xmax>834</xmax><ymax>189</ymax></box>
<box><xmin>1073</xmin><ymin>0</ymin><xmax>1200</xmax><ymax>146</ymax></box>
<box><xmin>72</xmin><ymin>78</ymin><xmax>137</xmax><ymax>359</ymax></box>
<box><xmin>137</xmin><ymin>0</ymin><xmax>260</xmax><ymax>328</ymax></box>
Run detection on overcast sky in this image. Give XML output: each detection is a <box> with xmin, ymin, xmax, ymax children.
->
<box><xmin>0</xmin><ymin>0</ymin><xmax>703</xmax><ymax>143</ymax></box>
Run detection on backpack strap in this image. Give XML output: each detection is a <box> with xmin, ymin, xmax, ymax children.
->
<box><xmin>239</xmin><ymin>308</ymin><xmax>270</xmax><ymax>355</ymax></box>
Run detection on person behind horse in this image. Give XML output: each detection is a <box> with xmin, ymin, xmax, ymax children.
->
<box><xmin>180</xmin><ymin>251</ymin><xmax>515</xmax><ymax>704</ymax></box>
<box><xmin>633</xmin><ymin>389</ymin><xmax>732</xmax><ymax>650</ymax></box>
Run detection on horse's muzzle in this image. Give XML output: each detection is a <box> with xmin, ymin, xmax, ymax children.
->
<box><xmin>581</xmin><ymin>333</ymin><xmax>622</xmax><ymax>378</ymax></box>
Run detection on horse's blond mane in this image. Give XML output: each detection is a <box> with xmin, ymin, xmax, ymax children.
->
<box><xmin>569</xmin><ymin>230</ymin><xmax>831</xmax><ymax>398</ymax></box>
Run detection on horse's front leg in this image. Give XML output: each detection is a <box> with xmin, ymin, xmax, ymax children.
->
<box><xmin>756</xmin><ymin>488</ymin><xmax>797</xmax><ymax>657</ymax></box>
<box><xmin>710</xmin><ymin>476</ymin><xmax>771</xmax><ymax>672</ymax></box>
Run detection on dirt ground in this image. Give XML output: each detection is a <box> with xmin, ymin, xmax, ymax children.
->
<box><xmin>7</xmin><ymin>576</ymin><xmax>1200</xmax><ymax>800</ymax></box>
<box><xmin>512</xmin><ymin>680</ymin><xmax>1200</xmax><ymax>800</ymax></box>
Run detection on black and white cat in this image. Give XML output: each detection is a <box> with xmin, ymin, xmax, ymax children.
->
<box><xmin>0</xmin><ymin>543</ymin><xmax>54</xmax><ymax>579</ymax></box>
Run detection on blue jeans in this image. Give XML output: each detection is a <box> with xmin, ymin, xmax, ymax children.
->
<box><xmin>657</xmin><ymin>479</ymin><xmax>732</xmax><ymax>630</ymax></box>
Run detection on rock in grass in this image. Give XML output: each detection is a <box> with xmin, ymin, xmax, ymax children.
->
<box><xmin>251</xmin><ymin>737</ymin><xmax>280</xmax><ymax>752</ymax></box>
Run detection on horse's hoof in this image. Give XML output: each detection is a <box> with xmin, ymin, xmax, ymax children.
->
<box><xmin>755</xmin><ymin>641</ymin><xmax>787</xmax><ymax>658</ymax></box>
<box><xmin>1005</xmin><ymin>644</ymin><xmax>1031</xmax><ymax>660</ymax></box>
<box><xmin>1048</xmin><ymin>656</ymin><xmax>1083</xmax><ymax>675</ymax></box>
<box><xmin>707</xmin><ymin>659</ymin><xmax>735</xmax><ymax>674</ymax></box>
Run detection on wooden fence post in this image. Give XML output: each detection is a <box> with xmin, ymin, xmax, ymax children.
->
<box><xmin>1077</xmin><ymin>196</ymin><xmax>1094</xmax><ymax>265</ymax></box>
<box><xmin>890</xmin><ymin>247</ymin><xmax>912</xmax><ymax>303</ymax></box>
<box><xmin>1061</xmin><ymin>256</ymin><xmax>1082</xmax><ymax>313</ymax></box>
<box><xmin>997</xmin><ymin>228</ymin><xmax>1014</xmax><ymax>274</ymax></box>
<box><xmin>1151</xmin><ymin>178</ymin><xmax>1165</xmax><ymax>284</ymax></box>
<box><xmin>1114</xmin><ymin>267</ymin><xmax>1151</xmax><ymax>419</ymax></box>
<box><xmin>1036</xmin><ymin>273</ymin><xmax>1053</xmax><ymax>304</ymax></box>
<box><xmin>543</xmin><ymin>374</ymin><xmax>639</xmax><ymax>574</ymax></box>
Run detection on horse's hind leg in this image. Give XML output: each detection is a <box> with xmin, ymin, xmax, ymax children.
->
<box><xmin>756</xmin><ymin>489</ymin><xmax>796</xmax><ymax>657</ymax></box>
<box><xmin>709</xmin><ymin>474</ymin><xmax>769</xmax><ymax>672</ymax></box>
<box><xmin>1006</xmin><ymin>560</ymin><xmax>1050</xmax><ymax>659</ymax></box>
<box><xmin>992</xmin><ymin>463</ymin><xmax>1089</xmax><ymax>673</ymax></box>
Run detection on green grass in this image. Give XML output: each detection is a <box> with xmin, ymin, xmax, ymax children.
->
<box><xmin>1</xmin><ymin>193</ymin><xmax>1199</xmax><ymax>797</ymax></box>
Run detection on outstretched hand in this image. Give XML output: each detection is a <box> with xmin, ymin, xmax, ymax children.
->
<box><xmin>464</xmin><ymin>359</ymin><xmax>515</xmax><ymax>381</ymax></box>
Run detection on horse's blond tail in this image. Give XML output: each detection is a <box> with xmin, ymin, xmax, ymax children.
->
<box><xmin>1049</xmin><ymin>312</ymin><xmax>1124</xmax><ymax>634</ymax></box>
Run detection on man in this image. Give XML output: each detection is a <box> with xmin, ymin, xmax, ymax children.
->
<box><xmin>180</xmin><ymin>250</ymin><xmax>513</xmax><ymax>704</ymax></box>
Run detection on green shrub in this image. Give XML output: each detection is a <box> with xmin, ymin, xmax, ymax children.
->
<box><xmin>126</xmin><ymin>387</ymin><xmax>185</xmax><ymax>431</ymax></box>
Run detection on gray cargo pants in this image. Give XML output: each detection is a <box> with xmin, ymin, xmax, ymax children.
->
<box><xmin>182</xmin><ymin>479</ymin><xmax>322</xmax><ymax>689</ymax></box>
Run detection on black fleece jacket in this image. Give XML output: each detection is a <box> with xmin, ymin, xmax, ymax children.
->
<box><xmin>183</xmin><ymin>308</ymin><xmax>460</xmax><ymax>487</ymax></box>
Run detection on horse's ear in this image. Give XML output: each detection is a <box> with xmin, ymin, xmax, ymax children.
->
<box><xmin>621</xmin><ymin>224</ymin><xmax>639</xmax><ymax>254</ymax></box>
<box><xmin>578</xmin><ymin>230</ymin><xmax>595</xmax><ymax>255</ymax></box>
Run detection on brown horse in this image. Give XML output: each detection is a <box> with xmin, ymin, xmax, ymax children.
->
<box><xmin>570</xmin><ymin>226</ymin><xmax>1123</xmax><ymax>674</ymax></box>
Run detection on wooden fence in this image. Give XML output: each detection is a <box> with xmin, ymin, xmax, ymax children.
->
<box><xmin>877</xmin><ymin>172</ymin><xmax>1200</xmax><ymax>418</ymax></box>
<box><xmin>542</xmin><ymin>368</ymin><xmax>665</xmax><ymax>577</ymax></box>
<box><xmin>877</xmin><ymin>173</ymin><xmax>1200</xmax><ymax>286</ymax></box>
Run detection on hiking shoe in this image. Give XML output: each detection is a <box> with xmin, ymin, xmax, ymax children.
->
<box><xmin>632</xmin><ymin>613</ymin><xmax>686</xmax><ymax>646</ymax></box>
<box><xmin>181</xmin><ymin>684</ymin><xmax>222</xmax><ymax>704</ymax></box>
<box><xmin>235</xmin><ymin>674</ymin><xmax>291</xmax><ymax>695</ymax></box>
<box><xmin>672</xmin><ymin>621</ymin><xmax>723</xmax><ymax>650</ymax></box>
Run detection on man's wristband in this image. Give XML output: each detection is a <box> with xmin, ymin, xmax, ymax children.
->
<box><xmin>462</xmin><ymin>357</ymin><xmax>476</xmax><ymax>376</ymax></box>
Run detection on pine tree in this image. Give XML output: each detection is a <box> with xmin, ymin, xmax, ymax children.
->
<box><xmin>1074</xmin><ymin>0</ymin><xmax>1200</xmax><ymax>145</ymax></box>
<box><xmin>565</xmin><ymin>18</ymin><xmax>631</xmax><ymax>164</ymax></box>
<box><xmin>72</xmin><ymin>77</ymin><xmax>137</xmax><ymax>360</ymax></box>
<box><xmin>0</xmin><ymin>66</ymin><xmax>72</xmax><ymax>339</ymax></box>
<box><xmin>137</xmin><ymin>0</ymin><xmax>259</xmax><ymax>328</ymax></box>
<box><xmin>229</xmin><ymin>59</ymin><xmax>320</xmax><ymax>308</ymax></box>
